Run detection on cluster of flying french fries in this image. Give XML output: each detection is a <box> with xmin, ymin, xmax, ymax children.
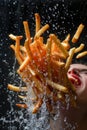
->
<box><xmin>8</xmin><ymin>13</ymin><xmax>87</xmax><ymax>114</ymax></box>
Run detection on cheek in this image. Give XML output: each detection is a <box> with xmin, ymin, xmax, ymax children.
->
<box><xmin>80</xmin><ymin>74</ymin><xmax>87</xmax><ymax>87</ymax></box>
<box><xmin>76</xmin><ymin>74</ymin><xmax>87</xmax><ymax>102</ymax></box>
<box><xmin>84</xmin><ymin>75</ymin><xmax>87</xmax><ymax>85</ymax></box>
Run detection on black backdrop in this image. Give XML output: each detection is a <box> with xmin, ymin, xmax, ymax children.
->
<box><xmin>0</xmin><ymin>0</ymin><xmax>87</xmax><ymax>130</ymax></box>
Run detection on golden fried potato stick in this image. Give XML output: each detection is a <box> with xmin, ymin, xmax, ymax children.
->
<box><xmin>65</xmin><ymin>33</ymin><xmax>70</xmax><ymax>41</ymax></box>
<box><xmin>61</xmin><ymin>34</ymin><xmax>70</xmax><ymax>50</ymax></box>
<box><xmin>32</xmin><ymin>98</ymin><xmax>43</xmax><ymax>113</ymax></box>
<box><xmin>23</xmin><ymin>21</ymin><xmax>31</xmax><ymax>43</ymax></box>
<box><xmin>18</xmin><ymin>63</ymin><xmax>43</xmax><ymax>93</ymax></box>
<box><xmin>18</xmin><ymin>95</ymin><xmax>27</xmax><ymax>99</ymax></box>
<box><xmin>15</xmin><ymin>36</ymin><xmax>24</xmax><ymax>65</ymax></box>
<box><xmin>65</xmin><ymin>47</ymin><xmax>76</xmax><ymax>71</ymax></box>
<box><xmin>9</xmin><ymin>34</ymin><xmax>23</xmax><ymax>41</ymax></box>
<box><xmin>10</xmin><ymin>44</ymin><xmax>25</xmax><ymax>61</ymax></box>
<box><xmin>22</xmin><ymin>39</ymin><xmax>44</xmax><ymax>81</ymax></box>
<box><xmin>46</xmin><ymin>38</ymin><xmax>52</xmax><ymax>79</ymax></box>
<box><xmin>18</xmin><ymin>95</ymin><xmax>37</xmax><ymax>102</ymax></box>
<box><xmin>20</xmin><ymin>46</ymin><xmax>26</xmax><ymax>53</ymax></box>
<box><xmin>35</xmin><ymin>13</ymin><xmax>41</xmax><ymax>33</ymax></box>
<box><xmin>24</xmin><ymin>38</ymin><xmax>33</xmax><ymax>60</ymax></box>
<box><xmin>46</xmin><ymin>79</ymin><xmax>69</xmax><ymax>93</ymax></box>
<box><xmin>10</xmin><ymin>44</ymin><xmax>26</xmax><ymax>54</ymax></box>
<box><xmin>75</xmin><ymin>43</ymin><xmax>85</xmax><ymax>53</ymax></box>
<box><xmin>24</xmin><ymin>39</ymin><xmax>46</xmax><ymax>84</ymax></box>
<box><xmin>18</xmin><ymin>57</ymin><xmax>44</xmax><ymax>94</ymax></box>
<box><xmin>34</xmin><ymin>24</ymin><xmax>49</xmax><ymax>39</ymax></box>
<box><xmin>31</xmin><ymin>41</ymin><xmax>42</xmax><ymax>59</ymax></box>
<box><xmin>52</xmin><ymin>60</ymin><xmax>65</xmax><ymax>68</ymax></box>
<box><xmin>16</xmin><ymin>104</ymin><xmax>28</xmax><ymax>108</ymax></box>
<box><xmin>33</xmin><ymin>87</ymin><xmax>41</xmax><ymax>98</ymax></box>
<box><xmin>57</xmin><ymin>92</ymin><xmax>64</xmax><ymax>100</ymax></box>
<box><xmin>51</xmin><ymin>51</ymin><xmax>67</xmax><ymax>60</ymax></box>
<box><xmin>62</xmin><ymin>70</ymin><xmax>76</xmax><ymax>92</ymax></box>
<box><xmin>76</xmin><ymin>51</ymin><xmax>87</xmax><ymax>59</ymax></box>
<box><xmin>31</xmin><ymin>76</ymin><xmax>43</xmax><ymax>93</ymax></box>
<box><xmin>35</xmin><ymin>39</ymin><xmax>46</xmax><ymax>57</ymax></box>
<box><xmin>10</xmin><ymin>44</ymin><xmax>15</xmax><ymax>51</ymax></box>
<box><xmin>8</xmin><ymin>13</ymin><xmax>87</xmax><ymax>113</ymax></box>
<box><xmin>9</xmin><ymin>35</ymin><xmax>24</xmax><ymax>63</ymax></box>
<box><xmin>8</xmin><ymin>84</ymin><xmax>27</xmax><ymax>92</ymax></box>
<box><xmin>72</xmin><ymin>23</ymin><xmax>84</xmax><ymax>43</ymax></box>
<box><xmin>50</xmin><ymin>34</ymin><xmax>69</xmax><ymax>59</ymax></box>
<box><xmin>18</xmin><ymin>56</ymin><xmax>30</xmax><ymax>72</ymax></box>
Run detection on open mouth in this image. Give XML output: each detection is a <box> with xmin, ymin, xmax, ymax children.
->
<box><xmin>68</xmin><ymin>69</ymin><xmax>81</xmax><ymax>87</ymax></box>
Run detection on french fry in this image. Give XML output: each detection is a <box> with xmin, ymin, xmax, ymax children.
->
<box><xmin>8</xmin><ymin>84</ymin><xmax>27</xmax><ymax>92</ymax></box>
<box><xmin>75</xmin><ymin>43</ymin><xmax>85</xmax><ymax>53</ymax></box>
<box><xmin>10</xmin><ymin>44</ymin><xmax>15</xmax><ymax>51</ymax></box>
<box><xmin>24</xmin><ymin>40</ymin><xmax>46</xmax><ymax>83</ymax></box>
<box><xmin>31</xmin><ymin>76</ymin><xmax>43</xmax><ymax>92</ymax></box>
<box><xmin>46</xmin><ymin>79</ymin><xmax>69</xmax><ymax>93</ymax></box>
<box><xmin>33</xmin><ymin>87</ymin><xmax>41</xmax><ymax>97</ymax></box>
<box><xmin>9</xmin><ymin>34</ymin><xmax>23</xmax><ymax>41</ymax></box>
<box><xmin>15</xmin><ymin>36</ymin><xmax>23</xmax><ymax>65</ymax></box>
<box><xmin>34</xmin><ymin>24</ymin><xmax>49</xmax><ymax>39</ymax></box>
<box><xmin>18</xmin><ymin>66</ymin><xmax>43</xmax><ymax>93</ymax></box>
<box><xmin>16</xmin><ymin>104</ymin><xmax>28</xmax><ymax>108</ymax></box>
<box><xmin>57</xmin><ymin>92</ymin><xmax>64</xmax><ymax>100</ymax></box>
<box><xmin>35</xmin><ymin>39</ymin><xmax>46</xmax><ymax>57</ymax></box>
<box><xmin>72</xmin><ymin>24</ymin><xmax>84</xmax><ymax>43</ymax></box>
<box><xmin>46</xmin><ymin>38</ymin><xmax>52</xmax><ymax>79</ymax></box>
<box><xmin>18</xmin><ymin>95</ymin><xmax>27</xmax><ymax>99</ymax></box>
<box><xmin>52</xmin><ymin>60</ymin><xmax>65</xmax><ymax>68</ymax></box>
<box><xmin>76</xmin><ymin>51</ymin><xmax>87</xmax><ymax>59</ymax></box>
<box><xmin>24</xmin><ymin>39</ymin><xmax>32</xmax><ymax>60</ymax></box>
<box><xmin>23</xmin><ymin>21</ymin><xmax>31</xmax><ymax>43</ymax></box>
<box><xmin>10</xmin><ymin>44</ymin><xmax>24</xmax><ymax>62</ymax></box>
<box><xmin>32</xmin><ymin>98</ymin><xmax>43</xmax><ymax>113</ymax></box>
<box><xmin>61</xmin><ymin>34</ymin><xmax>70</xmax><ymax>50</ymax></box>
<box><xmin>65</xmin><ymin>47</ymin><xmax>76</xmax><ymax>71</ymax></box>
<box><xmin>10</xmin><ymin>44</ymin><xmax>26</xmax><ymax>55</ymax></box>
<box><xmin>8</xmin><ymin>13</ymin><xmax>87</xmax><ymax>114</ymax></box>
<box><xmin>50</xmin><ymin>34</ymin><xmax>69</xmax><ymax>59</ymax></box>
<box><xmin>35</xmin><ymin>13</ymin><xmax>41</xmax><ymax>33</ymax></box>
<box><xmin>18</xmin><ymin>95</ymin><xmax>37</xmax><ymax>102</ymax></box>
<box><xmin>18</xmin><ymin>57</ymin><xmax>30</xmax><ymax>72</ymax></box>
<box><xmin>65</xmin><ymin>34</ymin><xmax>70</xmax><ymax>42</ymax></box>
<box><xmin>20</xmin><ymin>46</ymin><xmax>26</xmax><ymax>53</ymax></box>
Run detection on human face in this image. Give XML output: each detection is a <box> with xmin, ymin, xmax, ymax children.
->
<box><xmin>67</xmin><ymin>64</ymin><xmax>87</xmax><ymax>103</ymax></box>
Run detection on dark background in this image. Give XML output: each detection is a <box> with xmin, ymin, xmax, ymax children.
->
<box><xmin>0</xmin><ymin>0</ymin><xmax>87</xmax><ymax>130</ymax></box>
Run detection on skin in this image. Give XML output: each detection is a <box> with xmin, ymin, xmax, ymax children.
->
<box><xmin>50</xmin><ymin>64</ymin><xmax>87</xmax><ymax>130</ymax></box>
<box><xmin>68</xmin><ymin>64</ymin><xmax>87</xmax><ymax>103</ymax></box>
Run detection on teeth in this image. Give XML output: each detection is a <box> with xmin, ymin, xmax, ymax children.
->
<box><xmin>75</xmin><ymin>79</ymin><xmax>79</xmax><ymax>85</ymax></box>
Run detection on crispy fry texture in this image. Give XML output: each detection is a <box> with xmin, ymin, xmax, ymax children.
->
<box><xmin>8</xmin><ymin>13</ymin><xmax>86</xmax><ymax>113</ymax></box>
<box><xmin>72</xmin><ymin>24</ymin><xmax>84</xmax><ymax>43</ymax></box>
<box><xmin>8</xmin><ymin>84</ymin><xmax>27</xmax><ymax>92</ymax></box>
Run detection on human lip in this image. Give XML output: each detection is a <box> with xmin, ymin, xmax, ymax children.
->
<box><xmin>68</xmin><ymin>69</ymin><xmax>81</xmax><ymax>87</ymax></box>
